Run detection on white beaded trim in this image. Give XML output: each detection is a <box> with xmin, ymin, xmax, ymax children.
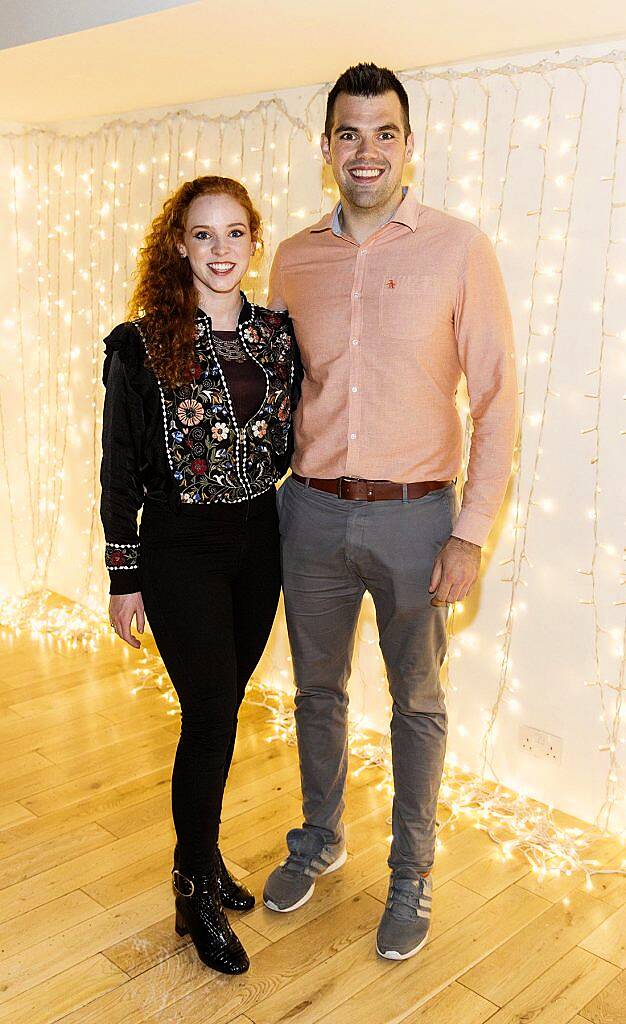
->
<box><xmin>198</xmin><ymin>302</ymin><xmax>272</xmax><ymax>504</ymax></box>
<box><xmin>205</xmin><ymin>330</ymin><xmax>252</xmax><ymax>501</ymax></box>
<box><xmin>180</xmin><ymin>479</ymin><xmax>277</xmax><ymax>505</ymax></box>
<box><xmin>107</xmin><ymin>542</ymin><xmax>139</xmax><ymax>548</ymax></box>
<box><xmin>131</xmin><ymin>307</ymin><xmax>287</xmax><ymax>504</ymax></box>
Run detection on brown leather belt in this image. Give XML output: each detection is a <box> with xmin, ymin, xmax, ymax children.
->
<box><xmin>291</xmin><ymin>474</ymin><xmax>450</xmax><ymax>502</ymax></box>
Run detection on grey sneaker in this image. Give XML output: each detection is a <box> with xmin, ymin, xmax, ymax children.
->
<box><xmin>376</xmin><ymin>874</ymin><xmax>432</xmax><ymax>960</ymax></box>
<box><xmin>263</xmin><ymin>827</ymin><xmax>347</xmax><ymax>912</ymax></box>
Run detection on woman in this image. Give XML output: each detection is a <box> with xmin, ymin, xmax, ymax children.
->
<box><xmin>100</xmin><ymin>176</ymin><xmax>300</xmax><ymax>975</ymax></box>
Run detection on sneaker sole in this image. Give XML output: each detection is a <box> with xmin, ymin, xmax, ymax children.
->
<box><xmin>263</xmin><ymin>845</ymin><xmax>348</xmax><ymax>913</ymax></box>
<box><xmin>375</xmin><ymin>928</ymin><xmax>430</xmax><ymax>961</ymax></box>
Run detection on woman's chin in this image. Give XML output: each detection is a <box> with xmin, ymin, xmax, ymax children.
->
<box><xmin>197</xmin><ymin>275</ymin><xmax>246</xmax><ymax>295</ymax></box>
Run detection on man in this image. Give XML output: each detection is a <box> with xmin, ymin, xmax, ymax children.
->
<box><xmin>263</xmin><ymin>63</ymin><xmax>517</xmax><ymax>960</ymax></box>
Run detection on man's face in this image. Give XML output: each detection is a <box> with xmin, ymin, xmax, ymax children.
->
<box><xmin>321</xmin><ymin>90</ymin><xmax>414</xmax><ymax>211</ymax></box>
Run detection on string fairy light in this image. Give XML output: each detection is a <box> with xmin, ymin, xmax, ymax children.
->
<box><xmin>479</xmin><ymin>68</ymin><xmax>581</xmax><ymax>778</ymax></box>
<box><xmin>124</xmin><ymin>645</ymin><xmax>626</xmax><ymax>886</ymax></box>
<box><xmin>1</xmin><ymin>50</ymin><xmax>625</xmax><ymax>878</ymax></box>
<box><xmin>582</xmin><ymin>64</ymin><xmax>626</xmax><ymax>831</ymax></box>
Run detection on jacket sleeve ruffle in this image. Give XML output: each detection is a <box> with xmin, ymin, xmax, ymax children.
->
<box><xmin>100</xmin><ymin>322</ymin><xmax>146</xmax><ymax>596</ymax></box>
<box><xmin>102</xmin><ymin>321</ymin><xmax>146</xmax><ymax>386</ymax></box>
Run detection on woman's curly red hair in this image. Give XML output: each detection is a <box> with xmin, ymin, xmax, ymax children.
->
<box><xmin>128</xmin><ymin>176</ymin><xmax>262</xmax><ymax>386</ymax></box>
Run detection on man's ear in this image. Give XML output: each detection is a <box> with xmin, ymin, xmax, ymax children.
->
<box><xmin>405</xmin><ymin>131</ymin><xmax>415</xmax><ymax>164</ymax></box>
<box><xmin>320</xmin><ymin>133</ymin><xmax>332</xmax><ymax>166</ymax></box>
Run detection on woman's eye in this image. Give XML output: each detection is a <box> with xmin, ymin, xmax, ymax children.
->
<box><xmin>195</xmin><ymin>231</ymin><xmax>209</xmax><ymax>240</ymax></box>
<box><xmin>230</xmin><ymin>230</ymin><xmax>244</xmax><ymax>238</ymax></box>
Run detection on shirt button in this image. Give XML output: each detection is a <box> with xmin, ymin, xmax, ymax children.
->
<box><xmin>353</xmin><ymin>292</ymin><xmax>361</xmax><ymax>299</ymax></box>
<box><xmin>350</xmin><ymin>432</ymin><xmax>357</xmax><ymax>440</ymax></box>
<box><xmin>351</xmin><ymin>386</ymin><xmax>358</xmax><ymax>393</ymax></box>
<box><xmin>352</xmin><ymin>338</ymin><xmax>359</xmax><ymax>346</ymax></box>
<box><xmin>361</xmin><ymin>249</ymin><xmax>368</xmax><ymax>255</ymax></box>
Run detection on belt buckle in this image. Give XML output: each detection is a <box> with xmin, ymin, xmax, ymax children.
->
<box><xmin>338</xmin><ymin>476</ymin><xmax>360</xmax><ymax>499</ymax></box>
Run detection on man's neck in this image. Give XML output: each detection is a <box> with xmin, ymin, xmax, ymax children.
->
<box><xmin>338</xmin><ymin>186</ymin><xmax>405</xmax><ymax>245</ymax></box>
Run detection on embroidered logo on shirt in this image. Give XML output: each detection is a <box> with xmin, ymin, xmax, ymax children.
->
<box><xmin>386</xmin><ymin>279</ymin><xmax>397</xmax><ymax>289</ymax></box>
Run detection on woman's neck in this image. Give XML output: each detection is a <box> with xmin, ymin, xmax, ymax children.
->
<box><xmin>197</xmin><ymin>289</ymin><xmax>244</xmax><ymax>331</ymax></box>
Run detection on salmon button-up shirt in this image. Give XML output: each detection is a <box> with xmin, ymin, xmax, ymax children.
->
<box><xmin>268</xmin><ymin>187</ymin><xmax>517</xmax><ymax>547</ymax></box>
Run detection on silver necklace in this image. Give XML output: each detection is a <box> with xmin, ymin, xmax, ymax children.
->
<box><xmin>197</xmin><ymin>296</ymin><xmax>246</xmax><ymax>361</ymax></box>
<box><xmin>212</xmin><ymin>331</ymin><xmax>247</xmax><ymax>363</ymax></box>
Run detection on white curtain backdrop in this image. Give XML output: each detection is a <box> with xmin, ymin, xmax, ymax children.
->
<box><xmin>1</xmin><ymin>39</ymin><xmax>624</xmax><ymax>831</ymax></box>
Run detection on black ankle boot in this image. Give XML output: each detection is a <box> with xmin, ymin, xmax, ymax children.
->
<box><xmin>172</xmin><ymin>866</ymin><xmax>249</xmax><ymax>975</ymax></box>
<box><xmin>216</xmin><ymin>847</ymin><xmax>255</xmax><ymax>911</ymax></box>
<box><xmin>173</xmin><ymin>843</ymin><xmax>255</xmax><ymax>912</ymax></box>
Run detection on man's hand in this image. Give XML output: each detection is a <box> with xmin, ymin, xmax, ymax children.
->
<box><xmin>109</xmin><ymin>592</ymin><xmax>145</xmax><ymax>649</ymax></box>
<box><xmin>429</xmin><ymin>536</ymin><xmax>482</xmax><ymax>607</ymax></box>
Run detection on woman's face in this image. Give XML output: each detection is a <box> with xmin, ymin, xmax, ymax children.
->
<box><xmin>178</xmin><ymin>193</ymin><xmax>256</xmax><ymax>300</ymax></box>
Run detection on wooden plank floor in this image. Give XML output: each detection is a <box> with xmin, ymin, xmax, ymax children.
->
<box><xmin>0</xmin><ymin>629</ymin><xmax>624</xmax><ymax>1024</ymax></box>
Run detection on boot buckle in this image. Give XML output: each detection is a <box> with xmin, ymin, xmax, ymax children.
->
<box><xmin>172</xmin><ymin>868</ymin><xmax>195</xmax><ymax>897</ymax></box>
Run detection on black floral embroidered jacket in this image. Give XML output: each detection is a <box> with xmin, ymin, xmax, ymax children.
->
<box><xmin>100</xmin><ymin>295</ymin><xmax>301</xmax><ymax>595</ymax></box>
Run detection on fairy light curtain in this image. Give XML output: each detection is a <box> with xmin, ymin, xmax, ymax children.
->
<box><xmin>0</xmin><ymin>49</ymin><xmax>624</xmax><ymax>837</ymax></box>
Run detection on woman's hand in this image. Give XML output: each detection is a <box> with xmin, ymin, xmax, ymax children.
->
<box><xmin>109</xmin><ymin>592</ymin><xmax>145</xmax><ymax>649</ymax></box>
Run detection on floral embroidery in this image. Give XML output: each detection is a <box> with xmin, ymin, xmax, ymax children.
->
<box><xmin>211</xmin><ymin>422</ymin><xmax>229</xmax><ymax>441</ymax></box>
<box><xmin>158</xmin><ymin>305</ymin><xmax>294</xmax><ymax>504</ymax></box>
<box><xmin>105</xmin><ymin>543</ymin><xmax>139</xmax><ymax>571</ymax></box>
<box><xmin>177</xmin><ymin>398</ymin><xmax>204</xmax><ymax>427</ymax></box>
<box><xmin>277</xmin><ymin>395</ymin><xmax>290</xmax><ymax>423</ymax></box>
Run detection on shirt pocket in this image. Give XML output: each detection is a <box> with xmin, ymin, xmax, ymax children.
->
<box><xmin>378</xmin><ymin>273</ymin><xmax>439</xmax><ymax>341</ymax></box>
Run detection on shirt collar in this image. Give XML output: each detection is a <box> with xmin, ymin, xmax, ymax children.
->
<box><xmin>309</xmin><ymin>186</ymin><xmax>422</xmax><ymax>236</ymax></box>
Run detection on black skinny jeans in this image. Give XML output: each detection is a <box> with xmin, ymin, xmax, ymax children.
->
<box><xmin>139</xmin><ymin>489</ymin><xmax>281</xmax><ymax>872</ymax></box>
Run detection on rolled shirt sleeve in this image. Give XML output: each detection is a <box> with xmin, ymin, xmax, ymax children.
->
<box><xmin>453</xmin><ymin>232</ymin><xmax>518</xmax><ymax>547</ymax></box>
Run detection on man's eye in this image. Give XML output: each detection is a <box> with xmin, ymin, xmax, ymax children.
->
<box><xmin>379</xmin><ymin>133</ymin><xmax>395</xmax><ymax>141</ymax></box>
<box><xmin>339</xmin><ymin>133</ymin><xmax>356</xmax><ymax>141</ymax></box>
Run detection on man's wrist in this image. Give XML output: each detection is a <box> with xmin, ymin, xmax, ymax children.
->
<box><xmin>450</xmin><ymin>535</ymin><xmax>481</xmax><ymax>552</ymax></box>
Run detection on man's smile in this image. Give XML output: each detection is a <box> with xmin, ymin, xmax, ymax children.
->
<box><xmin>347</xmin><ymin>166</ymin><xmax>385</xmax><ymax>182</ymax></box>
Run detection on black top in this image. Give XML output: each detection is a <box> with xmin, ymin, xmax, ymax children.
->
<box><xmin>100</xmin><ymin>296</ymin><xmax>302</xmax><ymax>595</ymax></box>
<box><xmin>212</xmin><ymin>329</ymin><xmax>267</xmax><ymax>426</ymax></box>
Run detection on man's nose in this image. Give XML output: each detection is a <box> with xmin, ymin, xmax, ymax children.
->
<box><xmin>355</xmin><ymin>136</ymin><xmax>378</xmax><ymax>161</ymax></box>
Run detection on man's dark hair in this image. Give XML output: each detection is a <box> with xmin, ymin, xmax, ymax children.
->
<box><xmin>324</xmin><ymin>62</ymin><xmax>411</xmax><ymax>140</ymax></box>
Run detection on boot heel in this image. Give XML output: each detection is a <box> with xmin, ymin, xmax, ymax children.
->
<box><xmin>175</xmin><ymin>908</ymin><xmax>188</xmax><ymax>936</ymax></box>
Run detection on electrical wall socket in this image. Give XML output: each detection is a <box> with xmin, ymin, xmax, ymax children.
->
<box><xmin>519</xmin><ymin>726</ymin><xmax>563</xmax><ymax>762</ymax></box>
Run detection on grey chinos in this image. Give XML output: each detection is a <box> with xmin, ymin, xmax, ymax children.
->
<box><xmin>278</xmin><ymin>474</ymin><xmax>459</xmax><ymax>878</ymax></box>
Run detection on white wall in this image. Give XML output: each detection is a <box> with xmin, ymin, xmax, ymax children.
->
<box><xmin>1</xmin><ymin>38</ymin><xmax>624</xmax><ymax>830</ymax></box>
